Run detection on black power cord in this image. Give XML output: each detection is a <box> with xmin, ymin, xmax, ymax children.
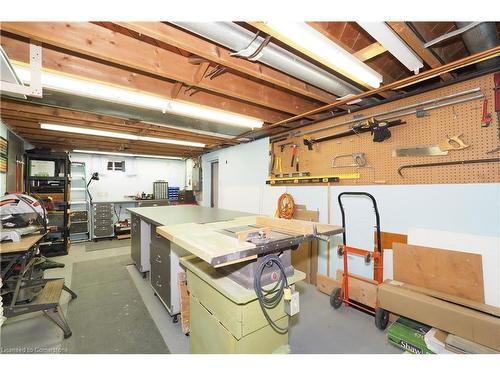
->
<box><xmin>253</xmin><ymin>253</ymin><xmax>289</xmax><ymax>334</ymax></box>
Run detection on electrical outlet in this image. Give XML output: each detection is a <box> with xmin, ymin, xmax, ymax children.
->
<box><xmin>284</xmin><ymin>290</ymin><xmax>300</xmax><ymax>316</ymax></box>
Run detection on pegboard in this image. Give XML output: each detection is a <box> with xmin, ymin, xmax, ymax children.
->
<box><xmin>270</xmin><ymin>73</ymin><xmax>500</xmax><ymax>185</ymax></box>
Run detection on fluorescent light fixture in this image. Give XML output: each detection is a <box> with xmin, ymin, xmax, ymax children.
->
<box><xmin>262</xmin><ymin>22</ymin><xmax>383</xmax><ymax>88</ymax></box>
<box><xmin>13</xmin><ymin>64</ymin><xmax>263</xmax><ymax>129</ymax></box>
<box><xmin>72</xmin><ymin>149</ymin><xmax>184</xmax><ymax>160</ymax></box>
<box><xmin>40</xmin><ymin>123</ymin><xmax>205</xmax><ymax>148</ymax></box>
<box><xmin>358</xmin><ymin>22</ymin><xmax>424</xmax><ymax>74</ymax></box>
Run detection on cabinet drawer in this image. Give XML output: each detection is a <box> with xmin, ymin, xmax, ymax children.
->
<box><xmin>94</xmin><ymin>219</ymin><xmax>112</xmax><ymax>227</ymax></box>
<box><xmin>93</xmin><ymin>212</ymin><xmax>113</xmax><ymax>219</ymax></box>
<box><xmin>151</xmin><ymin>257</ymin><xmax>171</xmax><ymax>308</ymax></box>
<box><xmin>94</xmin><ymin>226</ymin><xmax>114</xmax><ymax>237</ymax></box>
<box><xmin>94</xmin><ymin>203</ymin><xmax>114</xmax><ymax>210</ymax></box>
<box><xmin>150</xmin><ymin>225</ymin><xmax>169</xmax><ymax>248</ymax></box>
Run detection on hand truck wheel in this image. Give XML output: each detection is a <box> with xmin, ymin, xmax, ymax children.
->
<box><xmin>374</xmin><ymin>308</ymin><xmax>389</xmax><ymax>330</ymax></box>
<box><xmin>330</xmin><ymin>287</ymin><xmax>343</xmax><ymax>309</ymax></box>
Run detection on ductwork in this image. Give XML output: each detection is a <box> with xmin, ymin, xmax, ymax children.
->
<box><xmin>456</xmin><ymin>22</ymin><xmax>500</xmax><ymax>71</ymax></box>
<box><xmin>172</xmin><ymin>22</ymin><xmax>374</xmax><ymax>102</ymax></box>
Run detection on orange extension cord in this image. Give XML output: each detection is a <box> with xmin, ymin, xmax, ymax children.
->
<box><xmin>276</xmin><ymin>193</ymin><xmax>295</xmax><ymax>219</ymax></box>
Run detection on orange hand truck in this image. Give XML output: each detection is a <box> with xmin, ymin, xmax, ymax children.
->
<box><xmin>329</xmin><ymin>192</ymin><xmax>389</xmax><ymax>330</ymax></box>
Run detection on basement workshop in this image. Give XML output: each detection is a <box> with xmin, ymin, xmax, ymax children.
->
<box><xmin>0</xmin><ymin>3</ymin><xmax>500</xmax><ymax>367</ymax></box>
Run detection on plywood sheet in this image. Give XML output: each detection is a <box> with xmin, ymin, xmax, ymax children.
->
<box><xmin>269</xmin><ymin>73</ymin><xmax>499</xmax><ymax>185</ymax></box>
<box><xmin>158</xmin><ymin>215</ymin><xmax>341</xmax><ymax>267</ymax></box>
<box><xmin>393</xmin><ymin>243</ymin><xmax>484</xmax><ymax>302</ymax></box>
<box><xmin>408</xmin><ymin>227</ymin><xmax>500</xmax><ymax>307</ymax></box>
<box><xmin>292</xmin><ymin>208</ymin><xmax>320</xmax><ymax>284</ymax></box>
<box><xmin>157</xmin><ymin>221</ymin><xmax>256</xmax><ymax>267</ymax></box>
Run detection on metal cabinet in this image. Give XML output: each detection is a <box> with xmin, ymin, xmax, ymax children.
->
<box><xmin>131</xmin><ymin>213</ymin><xmax>141</xmax><ymax>270</ymax></box>
<box><xmin>136</xmin><ymin>200</ymin><xmax>169</xmax><ymax>208</ymax></box>
<box><xmin>92</xmin><ymin>203</ymin><xmax>114</xmax><ymax>238</ymax></box>
<box><xmin>149</xmin><ymin>224</ymin><xmax>189</xmax><ymax>317</ymax></box>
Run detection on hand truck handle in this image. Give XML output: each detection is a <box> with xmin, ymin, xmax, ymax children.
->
<box><xmin>337</xmin><ymin>192</ymin><xmax>382</xmax><ymax>255</ymax></box>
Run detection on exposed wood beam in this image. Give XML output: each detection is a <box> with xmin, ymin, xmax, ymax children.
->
<box><xmin>354</xmin><ymin>42</ymin><xmax>387</xmax><ymax>62</ymax></box>
<box><xmin>171</xmin><ymin>82</ymin><xmax>183</xmax><ymax>99</ymax></box>
<box><xmin>0</xmin><ymin>100</ymin><xmax>234</xmax><ymax>145</ymax></box>
<box><xmin>1</xmin><ymin>22</ymin><xmax>323</xmax><ymax>117</ymax></box>
<box><xmin>1</xmin><ymin>111</ymin><xmax>225</xmax><ymax>148</ymax></box>
<box><xmin>5</xmin><ymin>120</ymin><xmax>203</xmax><ymax>157</ymax></box>
<box><xmin>115</xmin><ymin>22</ymin><xmax>339</xmax><ymax>104</ymax></box>
<box><xmin>0</xmin><ymin>34</ymin><xmax>288</xmax><ymax>124</ymax></box>
<box><xmin>243</xmin><ymin>44</ymin><xmax>500</xmax><ymax>134</ymax></box>
<box><xmin>193</xmin><ymin>61</ymin><xmax>211</xmax><ymax>84</ymax></box>
<box><xmin>387</xmin><ymin>22</ymin><xmax>453</xmax><ymax>81</ymax></box>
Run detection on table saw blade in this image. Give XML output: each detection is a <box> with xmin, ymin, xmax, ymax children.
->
<box><xmin>392</xmin><ymin>146</ymin><xmax>448</xmax><ymax>157</ymax></box>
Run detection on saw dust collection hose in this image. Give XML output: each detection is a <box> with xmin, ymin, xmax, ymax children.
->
<box><xmin>276</xmin><ymin>193</ymin><xmax>295</xmax><ymax>219</ymax></box>
<box><xmin>254</xmin><ymin>254</ymin><xmax>290</xmax><ymax>334</ymax></box>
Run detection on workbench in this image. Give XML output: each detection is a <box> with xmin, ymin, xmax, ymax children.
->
<box><xmin>158</xmin><ymin>214</ymin><xmax>342</xmax><ymax>353</ymax></box>
<box><xmin>0</xmin><ymin>234</ymin><xmax>77</xmax><ymax>338</ymax></box>
<box><xmin>127</xmin><ymin>205</ymin><xmax>251</xmax><ymax>318</ymax></box>
<box><xmin>90</xmin><ymin>199</ymin><xmax>169</xmax><ymax>239</ymax></box>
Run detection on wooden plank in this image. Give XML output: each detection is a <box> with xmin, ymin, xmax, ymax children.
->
<box><xmin>377</xmin><ymin>231</ymin><xmax>408</xmax><ymax>252</ymax></box>
<box><xmin>354</xmin><ymin>42</ymin><xmax>387</xmax><ymax>62</ymax></box>
<box><xmin>178</xmin><ymin>271</ymin><xmax>190</xmax><ymax>335</ymax></box>
<box><xmin>446</xmin><ymin>333</ymin><xmax>499</xmax><ymax>354</ymax></box>
<box><xmin>387</xmin><ymin>22</ymin><xmax>453</xmax><ymax>81</ymax></box>
<box><xmin>1</xmin><ymin>22</ymin><xmax>323</xmax><ymax>116</ymax></box>
<box><xmin>316</xmin><ymin>274</ymin><xmax>339</xmax><ymax>295</ymax></box>
<box><xmin>336</xmin><ymin>270</ymin><xmax>378</xmax><ymax>307</ymax></box>
<box><xmin>393</xmin><ymin>243</ymin><xmax>485</xmax><ymax>303</ymax></box>
<box><xmin>157</xmin><ymin>216</ymin><xmax>340</xmax><ymax>267</ymax></box>
<box><xmin>37</xmin><ymin>279</ymin><xmax>64</xmax><ymax>305</ymax></box>
<box><xmin>316</xmin><ymin>271</ymin><xmax>378</xmax><ymax>308</ymax></box>
<box><xmin>0</xmin><ymin>234</ymin><xmax>44</xmax><ymax>254</ymax></box>
<box><xmin>115</xmin><ymin>22</ymin><xmax>339</xmax><ymax>104</ymax></box>
<box><xmin>156</xmin><ymin>222</ymin><xmax>257</xmax><ymax>266</ymax></box>
<box><xmin>0</xmin><ymin>34</ymin><xmax>288</xmax><ymax>125</ymax></box>
<box><xmin>389</xmin><ymin>280</ymin><xmax>500</xmax><ymax>317</ymax></box>
<box><xmin>292</xmin><ymin>207</ymin><xmax>320</xmax><ymax>284</ymax></box>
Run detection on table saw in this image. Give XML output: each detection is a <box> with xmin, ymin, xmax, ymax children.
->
<box><xmin>157</xmin><ymin>214</ymin><xmax>343</xmax><ymax>353</ymax></box>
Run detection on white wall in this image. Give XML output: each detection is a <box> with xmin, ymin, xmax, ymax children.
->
<box><xmin>70</xmin><ymin>152</ymin><xmax>186</xmax><ymax>201</ymax></box>
<box><xmin>201</xmin><ymin>138</ymin><xmax>500</xmax><ymax>280</ymax></box>
<box><xmin>0</xmin><ymin>121</ymin><xmax>8</xmax><ymax>195</ymax></box>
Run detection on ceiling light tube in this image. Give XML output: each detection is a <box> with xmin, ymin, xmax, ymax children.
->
<box><xmin>40</xmin><ymin>123</ymin><xmax>205</xmax><ymax>148</ymax></box>
<box><xmin>357</xmin><ymin>22</ymin><xmax>424</xmax><ymax>74</ymax></box>
<box><xmin>262</xmin><ymin>22</ymin><xmax>383</xmax><ymax>88</ymax></box>
<box><xmin>13</xmin><ymin>64</ymin><xmax>263</xmax><ymax>129</ymax></box>
<box><xmin>72</xmin><ymin>149</ymin><xmax>184</xmax><ymax>160</ymax></box>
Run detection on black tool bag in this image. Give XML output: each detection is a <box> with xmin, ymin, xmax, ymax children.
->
<box><xmin>370</xmin><ymin>120</ymin><xmax>391</xmax><ymax>142</ymax></box>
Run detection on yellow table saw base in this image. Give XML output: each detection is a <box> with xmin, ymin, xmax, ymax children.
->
<box><xmin>190</xmin><ymin>295</ymin><xmax>289</xmax><ymax>354</ymax></box>
<box><xmin>182</xmin><ymin>256</ymin><xmax>305</xmax><ymax>354</ymax></box>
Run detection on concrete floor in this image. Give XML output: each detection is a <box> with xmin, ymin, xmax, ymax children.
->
<box><xmin>0</xmin><ymin>240</ymin><xmax>400</xmax><ymax>354</ymax></box>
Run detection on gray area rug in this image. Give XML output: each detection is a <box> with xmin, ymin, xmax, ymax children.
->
<box><xmin>85</xmin><ymin>239</ymin><xmax>131</xmax><ymax>252</ymax></box>
<box><xmin>63</xmin><ymin>255</ymin><xmax>169</xmax><ymax>354</ymax></box>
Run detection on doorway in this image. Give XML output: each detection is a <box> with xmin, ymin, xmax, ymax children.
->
<box><xmin>210</xmin><ymin>161</ymin><xmax>219</xmax><ymax>208</ymax></box>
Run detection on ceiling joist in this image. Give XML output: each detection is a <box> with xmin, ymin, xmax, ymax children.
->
<box><xmin>0</xmin><ymin>34</ymin><xmax>290</xmax><ymax>124</ymax></box>
<box><xmin>0</xmin><ymin>22</ymin><xmax>324</xmax><ymax>118</ymax></box>
<box><xmin>114</xmin><ymin>22</ymin><xmax>339</xmax><ymax>104</ymax></box>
